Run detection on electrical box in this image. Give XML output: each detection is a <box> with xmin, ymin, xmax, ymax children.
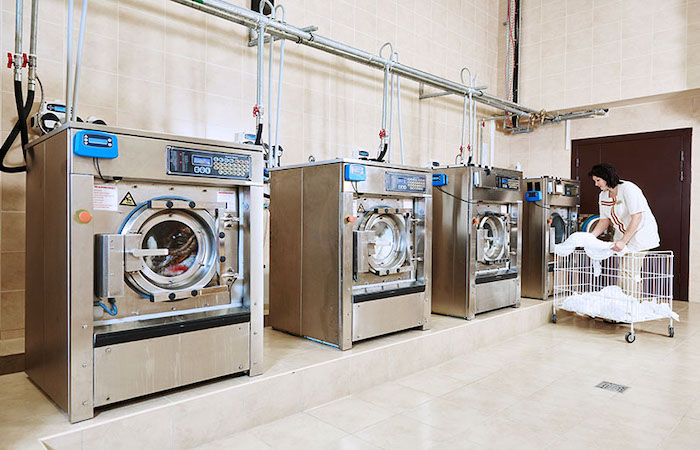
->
<box><xmin>73</xmin><ymin>130</ymin><xmax>118</xmax><ymax>159</ymax></box>
<box><xmin>525</xmin><ymin>190</ymin><xmax>543</xmax><ymax>202</ymax></box>
<box><xmin>344</xmin><ymin>164</ymin><xmax>366</xmax><ymax>181</ymax></box>
<box><xmin>432</xmin><ymin>173</ymin><xmax>447</xmax><ymax>186</ymax></box>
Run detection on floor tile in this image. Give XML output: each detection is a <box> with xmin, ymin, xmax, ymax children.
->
<box><xmin>249</xmin><ymin>413</ymin><xmax>347</xmax><ymax>449</ymax></box>
<box><xmin>306</xmin><ymin>396</ymin><xmax>394</xmax><ymax>434</ymax></box>
<box><xmin>355</xmin><ymin>382</ymin><xmax>434</xmax><ymax>414</ymax></box>
<box><xmin>354</xmin><ymin>414</ymin><xmax>445</xmax><ymax>450</ymax></box>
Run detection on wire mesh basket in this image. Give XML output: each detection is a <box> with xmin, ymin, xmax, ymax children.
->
<box><xmin>553</xmin><ymin>250</ymin><xmax>675</xmax><ymax>343</ymax></box>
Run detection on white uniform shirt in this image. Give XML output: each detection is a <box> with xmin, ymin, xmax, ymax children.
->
<box><xmin>599</xmin><ymin>180</ymin><xmax>660</xmax><ymax>251</ymax></box>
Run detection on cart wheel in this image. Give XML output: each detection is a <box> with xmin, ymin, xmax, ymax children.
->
<box><xmin>625</xmin><ymin>331</ymin><xmax>636</xmax><ymax>343</ymax></box>
<box><xmin>668</xmin><ymin>326</ymin><xmax>675</xmax><ymax>338</ymax></box>
<box><xmin>551</xmin><ymin>313</ymin><xmax>557</xmax><ymax>324</ymax></box>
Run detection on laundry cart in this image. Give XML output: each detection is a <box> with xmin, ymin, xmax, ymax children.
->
<box><xmin>552</xmin><ymin>250</ymin><xmax>675</xmax><ymax>343</ymax></box>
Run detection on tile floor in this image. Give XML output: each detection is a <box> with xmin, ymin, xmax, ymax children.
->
<box><xmin>195</xmin><ymin>303</ymin><xmax>700</xmax><ymax>450</ymax></box>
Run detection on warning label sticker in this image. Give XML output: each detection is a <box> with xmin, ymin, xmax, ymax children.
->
<box><xmin>93</xmin><ymin>185</ymin><xmax>119</xmax><ymax>211</ymax></box>
<box><xmin>217</xmin><ymin>191</ymin><xmax>237</xmax><ymax>210</ymax></box>
<box><xmin>120</xmin><ymin>192</ymin><xmax>137</xmax><ymax>206</ymax></box>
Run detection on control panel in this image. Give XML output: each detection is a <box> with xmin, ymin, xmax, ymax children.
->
<box><xmin>167</xmin><ymin>146</ymin><xmax>251</xmax><ymax>180</ymax></box>
<box><xmin>496</xmin><ymin>175</ymin><xmax>520</xmax><ymax>190</ymax></box>
<box><xmin>564</xmin><ymin>183</ymin><xmax>579</xmax><ymax>197</ymax></box>
<box><xmin>344</xmin><ymin>164</ymin><xmax>366</xmax><ymax>181</ymax></box>
<box><xmin>385</xmin><ymin>172</ymin><xmax>426</xmax><ymax>193</ymax></box>
<box><xmin>73</xmin><ymin>130</ymin><xmax>118</xmax><ymax>159</ymax></box>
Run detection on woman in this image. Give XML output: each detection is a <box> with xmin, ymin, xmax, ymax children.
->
<box><xmin>588</xmin><ymin>163</ymin><xmax>659</xmax><ymax>252</ymax></box>
<box><xmin>588</xmin><ymin>163</ymin><xmax>660</xmax><ymax>295</ymax></box>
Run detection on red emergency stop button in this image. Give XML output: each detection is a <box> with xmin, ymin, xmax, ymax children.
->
<box><xmin>78</xmin><ymin>210</ymin><xmax>92</xmax><ymax>223</ymax></box>
<box><xmin>347</xmin><ymin>216</ymin><xmax>356</xmax><ymax>223</ymax></box>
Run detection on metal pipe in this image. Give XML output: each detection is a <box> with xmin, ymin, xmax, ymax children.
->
<box><xmin>273</xmin><ymin>4</ymin><xmax>287</xmax><ymax>168</ymax></box>
<box><xmin>169</xmin><ymin>0</ymin><xmax>540</xmax><ymax>117</ymax></box>
<box><xmin>248</xmin><ymin>25</ymin><xmax>318</xmax><ymax>47</ymax></box>
<box><xmin>489</xmin><ymin>120</ymin><xmax>495</xmax><ymax>167</ymax></box>
<box><xmin>396</xmin><ymin>58</ymin><xmax>405</xmax><ymax>165</ymax></box>
<box><xmin>14</xmin><ymin>0</ymin><xmax>23</xmax><ymax>82</ymax></box>
<box><xmin>65</xmin><ymin>0</ymin><xmax>74</xmax><ymax>123</ymax></box>
<box><xmin>27</xmin><ymin>0</ymin><xmax>39</xmax><ymax>90</ymax></box>
<box><xmin>71</xmin><ymin>0</ymin><xmax>88</xmax><ymax>122</ymax></box>
<box><xmin>379</xmin><ymin>42</ymin><xmax>394</xmax><ymax>155</ymax></box>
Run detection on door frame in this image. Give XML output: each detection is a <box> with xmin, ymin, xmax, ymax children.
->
<box><xmin>571</xmin><ymin>128</ymin><xmax>691</xmax><ymax>301</ymax></box>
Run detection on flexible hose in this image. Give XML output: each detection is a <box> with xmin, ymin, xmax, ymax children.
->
<box><xmin>0</xmin><ymin>81</ymin><xmax>33</xmax><ymax>173</ymax></box>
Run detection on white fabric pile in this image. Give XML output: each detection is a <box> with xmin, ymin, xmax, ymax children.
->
<box><xmin>560</xmin><ymin>285</ymin><xmax>679</xmax><ymax>323</ymax></box>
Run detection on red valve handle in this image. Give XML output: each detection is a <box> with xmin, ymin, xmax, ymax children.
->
<box><xmin>6</xmin><ymin>53</ymin><xmax>12</xmax><ymax>69</ymax></box>
<box><xmin>379</xmin><ymin>129</ymin><xmax>386</xmax><ymax>139</ymax></box>
<box><xmin>252</xmin><ymin>105</ymin><xmax>260</xmax><ymax>117</ymax></box>
<box><xmin>22</xmin><ymin>53</ymin><xmax>27</xmax><ymax>67</ymax></box>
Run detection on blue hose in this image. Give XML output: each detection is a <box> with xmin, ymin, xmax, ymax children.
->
<box><xmin>97</xmin><ymin>298</ymin><xmax>118</xmax><ymax>316</ymax></box>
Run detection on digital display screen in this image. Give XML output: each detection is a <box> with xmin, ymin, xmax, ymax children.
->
<box><xmin>88</xmin><ymin>137</ymin><xmax>109</xmax><ymax>146</ymax></box>
<box><xmin>53</xmin><ymin>105</ymin><xmax>66</xmax><ymax>113</ymax></box>
<box><xmin>398</xmin><ymin>177</ymin><xmax>406</xmax><ymax>183</ymax></box>
<box><xmin>192</xmin><ymin>155</ymin><xmax>211</xmax><ymax>166</ymax></box>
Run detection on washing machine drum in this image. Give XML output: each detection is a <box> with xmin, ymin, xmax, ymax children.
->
<box><xmin>477</xmin><ymin>214</ymin><xmax>509</xmax><ymax>262</ymax></box>
<box><xmin>123</xmin><ymin>206</ymin><xmax>218</xmax><ymax>296</ymax></box>
<box><xmin>550</xmin><ymin>213</ymin><xmax>567</xmax><ymax>245</ymax></box>
<box><xmin>360</xmin><ymin>212</ymin><xmax>409</xmax><ymax>275</ymax></box>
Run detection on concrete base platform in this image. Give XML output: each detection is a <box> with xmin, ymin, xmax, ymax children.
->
<box><xmin>0</xmin><ymin>299</ymin><xmax>552</xmax><ymax>449</ymax></box>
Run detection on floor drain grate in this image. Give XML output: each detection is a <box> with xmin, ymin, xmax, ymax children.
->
<box><xmin>596</xmin><ymin>381</ymin><xmax>629</xmax><ymax>393</ymax></box>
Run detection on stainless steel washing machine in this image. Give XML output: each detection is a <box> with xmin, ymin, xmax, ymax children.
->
<box><xmin>269</xmin><ymin>159</ymin><xmax>431</xmax><ymax>350</ymax></box>
<box><xmin>25</xmin><ymin>124</ymin><xmax>264</xmax><ymax>422</ymax></box>
<box><xmin>432</xmin><ymin>165</ymin><xmax>522</xmax><ymax>319</ymax></box>
<box><xmin>522</xmin><ymin>177</ymin><xmax>579</xmax><ymax>299</ymax></box>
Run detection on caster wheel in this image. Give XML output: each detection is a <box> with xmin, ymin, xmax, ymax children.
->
<box><xmin>625</xmin><ymin>331</ymin><xmax>636</xmax><ymax>343</ymax></box>
<box><xmin>551</xmin><ymin>313</ymin><xmax>557</xmax><ymax>324</ymax></box>
<box><xmin>668</xmin><ymin>326</ymin><xmax>675</xmax><ymax>338</ymax></box>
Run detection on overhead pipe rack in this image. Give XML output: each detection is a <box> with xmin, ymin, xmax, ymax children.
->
<box><xmin>170</xmin><ymin>0</ymin><xmax>606</xmax><ymax>125</ymax></box>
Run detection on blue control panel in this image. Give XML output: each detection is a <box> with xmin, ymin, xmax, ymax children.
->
<box><xmin>344</xmin><ymin>164</ymin><xmax>366</xmax><ymax>181</ymax></box>
<box><xmin>432</xmin><ymin>173</ymin><xmax>448</xmax><ymax>186</ymax></box>
<box><xmin>73</xmin><ymin>130</ymin><xmax>118</xmax><ymax>159</ymax></box>
<box><xmin>525</xmin><ymin>190</ymin><xmax>543</xmax><ymax>201</ymax></box>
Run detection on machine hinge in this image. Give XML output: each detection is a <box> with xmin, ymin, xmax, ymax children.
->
<box><xmin>680</xmin><ymin>150</ymin><xmax>685</xmax><ymax>182</ymax></box>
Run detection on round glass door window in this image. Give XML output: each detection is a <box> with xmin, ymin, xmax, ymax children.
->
<box><xmin>550</xmin><ymin>213</ymin><xmax>567</xmax><ymax>244</ymax></box>
<box><xmin>364</xmin><ymin>213</ymin><xmax>408</xmax><ymax>274</ymax></box>
<box><xmin>142</xmin><ymin>220</ymin><xmax>199</xmax><ymax>277</ymax></box>
<box><xmin>479</xmin><ymin>215</ymin><xmax>507</xmax><ymax>261</ymax></box>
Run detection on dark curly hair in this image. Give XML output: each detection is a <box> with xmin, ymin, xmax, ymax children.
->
<box><xmin>588</xmin><ymin>163</ymin><xmax>622</xmax><ymax>188</ymax></box>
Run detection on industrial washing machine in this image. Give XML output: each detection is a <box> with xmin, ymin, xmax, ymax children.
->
<box><xmin>432</xmin><ymin>165</ymin><xmax>522</xmax><ymax>319</ymax></box>
<box><xmin>522</xmin><ymin>177</ymin><xmax>579</xmax><ymax>299</ymax></box>
<box><xmin>269</xmin><ymin>159</ymin><xmax>431</xmax><ymax>350</ymax></box>
<box><xmin>25</xmin><ymin>124</ymin><xmax>264</xmax><ymax>422</ymax></box>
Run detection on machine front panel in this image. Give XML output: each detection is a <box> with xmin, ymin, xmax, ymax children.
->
<box><xmin>167</xmin><ymin>146</ymin><xmax>252</xmax><ymax>180</ymax></box>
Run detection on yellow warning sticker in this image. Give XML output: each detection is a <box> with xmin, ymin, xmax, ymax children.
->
<box><xmin>120</xmin><ymin>192</ymin><xmax>137</xmax><ymax>207</ymax></box>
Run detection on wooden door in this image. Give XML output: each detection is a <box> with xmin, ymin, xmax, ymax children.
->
<box><xmin>572</xmin><ymin>128</ymin><xmax>691</xmax><ymax>301</ymax></box>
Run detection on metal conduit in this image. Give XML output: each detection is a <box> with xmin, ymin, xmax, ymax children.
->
<box><xmin>170</xmin><ymin>0</ymin><xmax>542</xmax><ymax>118</ymax></box>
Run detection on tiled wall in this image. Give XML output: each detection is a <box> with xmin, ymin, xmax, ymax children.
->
<box><xmin>518</xmin><ymin>0</ymin><xmax>700</xmax><ymax>109</ymax></box>
<box><xmin>0</xmin><ymin>0</ymin><xmax>503</xmax><ymax>345</ymax></box>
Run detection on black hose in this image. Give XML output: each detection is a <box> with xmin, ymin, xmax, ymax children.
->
<box><xmin>254</xmin><ymin>122</ymin><xmax>263</xmax><ymax>146</ymax></box>
<box><xmin>0</xmin><ymin>81</ymin><xmax>34</xmax><ymax>173</ymax></box>
<box><xmin>373</xmin><ymin>143</ymin><xmax>388</xmax><ymax>162</ymax></box>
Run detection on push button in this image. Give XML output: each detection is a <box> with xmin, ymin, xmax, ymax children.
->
<box><xmin>77</xmin><ymin>210</ymin><xmax>92</xmax><ymax>223</ymax></box>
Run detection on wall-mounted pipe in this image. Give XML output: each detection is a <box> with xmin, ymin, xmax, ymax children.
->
<box><xmin>71</xmin><ymin>0</ymin><xmax>88</xmax><ymax>122</ymax></box>
<box><xmin>169</xmin><ymin>0</ymin><xmax>541</xmax><ymax>118</ymax></box>
<box><xmin>65</xmin><ymin>0</ymin><xmax>73</xmax><ymax>123</ymax></box>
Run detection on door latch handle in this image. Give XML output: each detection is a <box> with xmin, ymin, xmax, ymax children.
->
<box><xmin>130</xmin><ymin>248</ymin><xmax>169</xmax><ymax>257</ymax></box>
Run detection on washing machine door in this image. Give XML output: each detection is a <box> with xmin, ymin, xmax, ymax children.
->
<box><xmin>548</xmin><ymin>211</ymin><xmax>569</xmax><ymax>253</ymax></box>
<box><xmin>121</xmin><ymin>200</ymin><xmax>222</xmax><ymax>300</ymax></box>
<box><xmin>476</xmin><ymin>213</ymin><xmax>510</xmax><ymax>263</ymax></box>
<box><xmin>355</xmin><ymin>211</ymin><xmax>409</xmax><ymax>276</ymax></box>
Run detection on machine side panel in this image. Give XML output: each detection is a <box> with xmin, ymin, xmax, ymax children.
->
<box><xmin>25</xmin><ymin>140</ymin><xmax>52</xmax><ymax>403</ymax></box>
<box><xmin>352</xmin><ymin>293</ymin><xmax>426</xmax><ymax>341</ymax></box>
<box><xmin>68</xmin><ymin>173</ymin><xmax>96</xmax><ymax>422</ymax></box>
<box><xmin>521</xmin><ymin>194</ymin><xmax>546</xmax><ymax>299</ymax></box>
<box><xmin>431</xmin><ymin>167</ymin><xmax>468</xmax><ymax>318</ymax></box>
<box><xmin>269</xmin><ymin>169</ymin><xmax>303</xmax><ymax>335</ymax></box>
<box><xmin>247</xmin><ymin>185</ymin><xmax>265</xmax><ymax>376</ymax></box>
<box><xmin>301</xmin><ymin>164</ymin><xmax>341</xmax><ymax>345</ymax></box>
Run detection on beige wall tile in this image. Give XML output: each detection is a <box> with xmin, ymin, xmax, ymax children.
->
<box><xmin>0</xmin><ymin>290</ymin><xmax>23</xmax><ymax>331</ymax></box>
<box><xmin>1</xmin><ymin>174</ymin><xmax>25</xmax><ymax>212</ymax></box>
<box><xmin>1</xmin><ymin>213</ymin><xmax>24</xmax><ymax>252</ymax></box>
<box><xmin>1</xmin><ymin>329</ymin><xmax>24</xmax><ymax>340</ymax></box>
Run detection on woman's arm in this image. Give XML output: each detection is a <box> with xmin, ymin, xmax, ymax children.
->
<box><xmin>590</xmin><ymin>217</ymin><xmax>611</xmax><ymax>237</ymax></box>
<box><xmin>611</xmin><ymin>212</ymin><xmax>642</xmax><ymax>251</ymax></box>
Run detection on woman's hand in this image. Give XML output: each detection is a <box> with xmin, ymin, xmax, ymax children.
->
<box><xmin>611</xmin><ymin>240</ymin><xmax>626</xmax><ymax>252</ymax></box>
